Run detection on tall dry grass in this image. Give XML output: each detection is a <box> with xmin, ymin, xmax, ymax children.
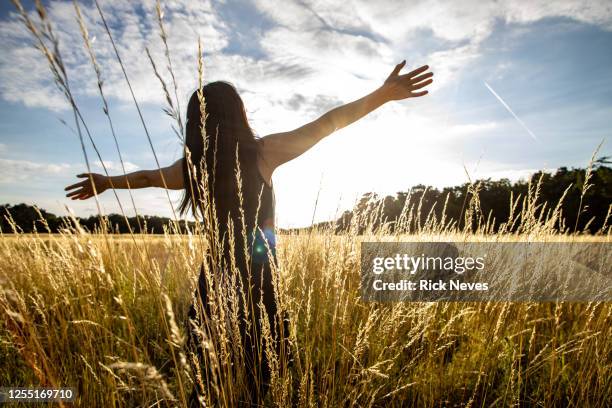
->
<box><xmin>2</xmin><ymin>1</ymin><xmax>611</xmax><ymax>407</ymax></box>
<box><xmin>1</xmin><ymin>183</ymin><xmax>611</xmax><ymax>407</ymax></box>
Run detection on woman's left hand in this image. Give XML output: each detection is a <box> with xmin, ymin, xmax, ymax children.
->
<box><xmin>64</xmin><ymin>173</ymin><xmax>108</xmax><ymax>200</ymax></box>
<box><xmin>381</xmin><ymin>60</ymin><xmax>433</xmax><ymax>101</ymax></box>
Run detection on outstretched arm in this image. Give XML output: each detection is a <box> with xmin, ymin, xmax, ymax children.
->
<box><xmin>259</xmin><ymin>61</ymin><xmax>433</xmax><ymax>173</ymax></box>
<box><xmin>64</xmin><ymin>158</ymin><xmax>184</xmax><ymax>200</ymax></box>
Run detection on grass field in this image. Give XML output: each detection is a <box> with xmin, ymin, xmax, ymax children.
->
<box><xmin>1</xmin><ymin>224</ymin><xmax>610</xmax><ymax>407</ymax></box>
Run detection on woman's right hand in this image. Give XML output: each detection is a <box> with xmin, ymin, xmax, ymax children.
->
<box><xmin>64</xmin><ymin>173</ymin><xmax>108</xmax><ymax>200</ymax></box>
<box><xmin>381</xmin><ymin>60</ymin><xmax>433</xmax><ymax>101</ymax></box>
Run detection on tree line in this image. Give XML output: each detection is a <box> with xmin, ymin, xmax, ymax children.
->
<box><xmin>1</xmin><ymin>163</ymin><xmax>610</xmax><ymax>235</ymax></box>
<box><xmin>0</xmin><ymin>204</ymin><xmax>195</xmax><ymax>234</ymax></box>
<box><xmin>329</xmin><ymin>163</ymin><xmax>611</xmax><ymax>234</ymax></box>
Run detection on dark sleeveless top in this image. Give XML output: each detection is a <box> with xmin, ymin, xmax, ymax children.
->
<box><xmin>250</xmin><ymin>169</ymin><xmax>276</xmax><ymax>264</ymax></box>
<box><xmin>255</xmin><ymin>172</ymin><xmax>275</xmax><ymax>225</ymax></box>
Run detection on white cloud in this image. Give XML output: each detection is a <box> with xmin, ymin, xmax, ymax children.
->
<box><xmin>0</xmin><ymin>158</ymin><xmax>76</xmax><ymax>183</ymax></box>
<box><xmin>351</xmin><ymin>0</ymin><xmax>612</xmax><ymax>43</ymax></box>
<box><xmin>259</xmin><ymin>27</ymin><xmax>392</xmax><ymax>83</ymax></box>
<box><xmin>253</xmin><ymin>0</ymin><xmax>612</xmax><ymax>90</ymax></box>
<box><xmin>2</xmin><ymin>0</ymin><xmax>610</xmax><ymax>114</ymax></box>
<box><xmin>504</xmin><ymin>0</ymin><xmax>612</xmax><ymax>29</ymax></box>
<box><xmin>93</xmin><ymin>160</ymin><xmax>139</xmax><ymax>172</ymax></box>
<box><xmin>0</xmin><ymin>0</ymin><xmax>228</xmax><ymax>111</ymax></box>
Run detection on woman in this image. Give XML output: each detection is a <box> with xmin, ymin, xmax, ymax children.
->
<box><xmin>64</xmin><ymin>60</ymin><xmax>433</xmax><ymax>406</ymax></box>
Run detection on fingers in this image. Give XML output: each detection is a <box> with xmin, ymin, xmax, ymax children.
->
<box><xmin>69</xmin><ymin>189</ymin><xmax>94</xmax><ymax>200</ymax></box>
<box><xmin>64</xmin><ymin>174</ymin><xmax>97</xmax><ymax>200</ymax></box>
<box><xmin>65</xmin><ymin>173</ymin><xmax>98</xmax><ymax>195</ymax></box>
<box><xmin>390</xmin><ymin>60</ymin><xmax>406</xmax><ymax>77</ymax></box>
<box><xmin>409</xmin><ymin>72</ymin><xmax>433</xmax><ymax>85</ymax></box>
<box><xmin>66</xmin><ymin>189</ymin><xmax>85</xmax><ymax>198</ymax></box>
<box><xmin>404</xmin><ymin>64</ymin><xmax>430</xmax><ymax>79</ymax></box>
<box><xmin>411</xmin><ymin>78</ymin><xmax>433</xmax><ymax>90</ymax></box>
<box><xmin>411</xmin><ymin>90</ymin><xmax>429</xmax><ymax>98</ymax></box>
<box><xmin>66</xmin><ymin>187</ymin><xmax>93</xmax><ymax>198</ymax></box>
<box><xmin>64</xmin><ymin>173</ymin><xmax>91</xmax><ymax>191</ymax></box>
<box><xmin>64</xmin><ymin>181</ymin><xmax>85</xmax><ymax>191</ymax></box>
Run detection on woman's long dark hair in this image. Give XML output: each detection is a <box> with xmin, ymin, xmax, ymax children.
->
<box><xmin>179</xmin><ymin>81</ymin><xmax>262</xmax><ymax>243</ymax></box>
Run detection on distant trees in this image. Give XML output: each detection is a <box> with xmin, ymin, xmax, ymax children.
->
<box><xmin>0</xmin><ymin>203</ymin><xmax>194</xmax><ymax>234</ymax></box>
<box><xmin>333</xmin><ymin>165</ymin><xmax>611</xmax><ymax>234</ymax></box>
<box><xmin>2</xmin><ymin>165</ymin><xmax>610</xmax><ymax>235</ymax></box>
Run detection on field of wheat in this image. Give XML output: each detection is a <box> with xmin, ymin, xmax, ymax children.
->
<box><xmin>1</xmin><ymin>210</ymin><xmax>610</xmax><ymax>407</ymax></box>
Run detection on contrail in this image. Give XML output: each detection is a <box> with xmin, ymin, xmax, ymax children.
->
<box><xmin>484</xmin><ymin>81</ymin><xmax>538</xmax><ymax>142</ymax></box>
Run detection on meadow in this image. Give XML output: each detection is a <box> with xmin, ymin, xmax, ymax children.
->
<box><xmin>1</xmin><ymin>201</ymin><xmax>610</xmax><ymax>407</ymax></box>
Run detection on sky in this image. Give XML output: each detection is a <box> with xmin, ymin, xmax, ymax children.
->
<box><xmin>0</xmin><ymin>0</ymin><xmax>610</xmax><ymax>228</ymax></box>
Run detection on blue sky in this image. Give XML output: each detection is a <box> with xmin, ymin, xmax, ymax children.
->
<box><xmin>0</xmin><ymin>0</ymin><xmax>610</xmax><ymax>228</ymax></box>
